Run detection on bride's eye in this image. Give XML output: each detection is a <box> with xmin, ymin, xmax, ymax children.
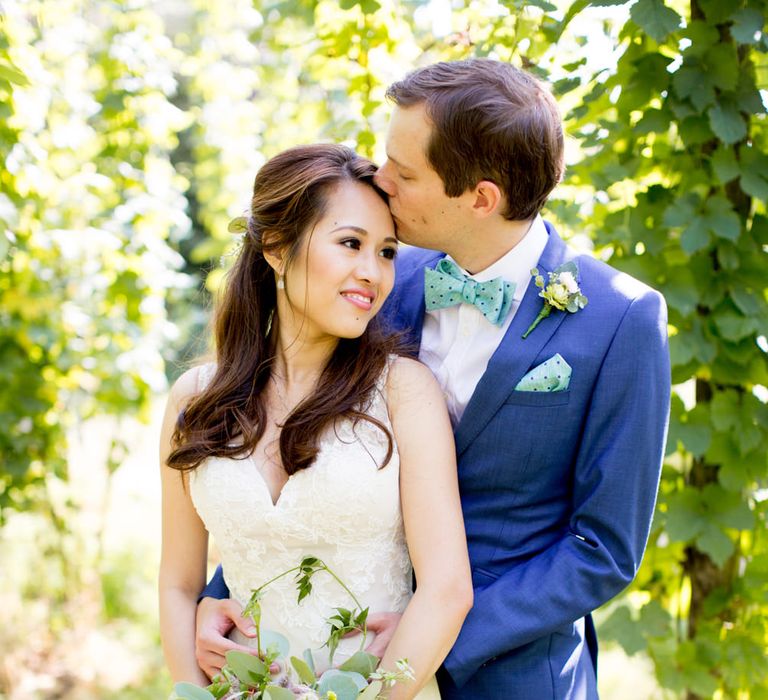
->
<box><xmin>380</xmin><ymin>246</ymin><xmax>398</xmax><ymax>260</ymax></box>
<box><xmin>340</xmin><ymin>237</ymin><xmax>362</xmax><ymax>250</ymax></box>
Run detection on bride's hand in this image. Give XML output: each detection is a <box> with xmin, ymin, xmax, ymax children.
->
<box><xmin>195</xmin><ymin>597</ymin><xmax>259</xmax><ymax>678</ymax></box>
<box><xmin>362</xmin><ymin>611</ymin><xmax>402</xmax><ymax>660</ymax></box>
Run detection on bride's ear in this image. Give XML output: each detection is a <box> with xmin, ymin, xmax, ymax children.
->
<box><xmin>263</xmin><ymin>248</ymin><xmax>284</xmax><ymax>276</ymax></box>
<box><xmin>262</xmin><ymin>232</ymin><xmax>286</xmax><ymax>278</ymax></box>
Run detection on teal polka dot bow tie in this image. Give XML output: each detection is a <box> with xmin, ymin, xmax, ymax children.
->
<box><xmin>424</xmin><ymin>259</ymin><xmax>516</xmax><ymax>326</ymax></box>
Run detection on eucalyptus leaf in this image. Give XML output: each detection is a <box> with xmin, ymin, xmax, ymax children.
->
<box><xmin>554</xmin><ymin>260</ymin><xmax>578</xmax><ymax>277</ymax></box>
<box><xmin>291</xmin><ymin>655</ymin><xmax>317</xmax><ymax>685</ymax></box>
<box><xmin>261</xmin><ymin>629</ymin><xmax>290</xmax><ymax>658</ymax></box>
<box><xmin>263</xmin><ymin>686</ymin><xmax>296</xmax><ymax>700</ymax></box>
<box><xmin>227</xmin><ymin>216</ymin><xmax>248</xmax><ymax>233</ymax></box>
<box><xmin>225</xmin><ymin>650</ymin><xmax>269</xmax><ymax>684</ymax></box>
<box><xmin>318</xmin><ymin>671</ymin><xmax>362</xmax><ymax>700</ymax></box>
<box><xmin>171</xmin><ymin>683</ymin><xmax>216</xmax><ymax>700</ymax></box>
<box><xmin>303</xmin><ymin>648</ymin><xmax>316</xmax><ymax>675</ymax></box>
<box><xmin>338</xmin><ymin>651</ymin><xmax>379</xmax><ymax>677</ymax></box>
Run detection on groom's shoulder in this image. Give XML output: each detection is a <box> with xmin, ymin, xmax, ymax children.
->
<box><xmin>568</xmin><ymin>247</ymin><xmax>666</xmax><ymax>325</ymax></box>
<box><xmin>395</xmin><ymin>245</ymin><xmax>443</xmax><ymax>280</ymax></box>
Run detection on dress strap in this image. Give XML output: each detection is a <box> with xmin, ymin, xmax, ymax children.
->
<box><xmin>196</xmin><ymin>362</ymin><xmax>217</xmax><ymax>393</ymax></box>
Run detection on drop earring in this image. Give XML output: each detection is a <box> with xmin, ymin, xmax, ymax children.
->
<box><xmin>277</xmin><ymin>274</ymin><xmax>285</xmax><ymax>290</ymax></box>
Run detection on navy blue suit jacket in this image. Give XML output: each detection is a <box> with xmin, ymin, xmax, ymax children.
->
<box><xmin>383</xmin><ymin>222</ymin><xmax>670</xmax><ymax>699</ymax></box>
<box><xmin>201</xmin><ymin>222</ymin><xmax>670</xmax><ymax>699</ymax></box>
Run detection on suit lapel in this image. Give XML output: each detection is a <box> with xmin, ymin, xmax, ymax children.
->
<box><xmin>391</xmin><ymin>251</ymin><xmax>443</xmax><ymax>352</ymax></box>
<box><xmin>454</xmin><ymin>224</ymin><xmax>577</xmax><ymax>457</ymax></box>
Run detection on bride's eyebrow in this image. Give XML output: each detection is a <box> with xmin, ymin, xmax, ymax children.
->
<box><xmin>329</xmin><ymin>226</ymin><xmax>398</xmax><ymax>245</ymax></box>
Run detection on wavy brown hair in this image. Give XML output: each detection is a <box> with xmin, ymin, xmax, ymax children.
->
<box><xmin>166</xmin><ymin>144</ymin><xmax>399</xmax><ymax>475</ymax></box>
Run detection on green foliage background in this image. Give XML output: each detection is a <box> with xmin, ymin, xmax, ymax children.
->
<box><xmin>1</xmin><ymin>0</ymin><xmax>766</xmax><ymax>698</ymax></box>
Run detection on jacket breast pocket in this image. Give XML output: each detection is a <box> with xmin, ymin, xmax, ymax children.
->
<box><xmin>504</xmin><ymin>390</ymin><xmax>571</xmax><ymax>407</ymax></box>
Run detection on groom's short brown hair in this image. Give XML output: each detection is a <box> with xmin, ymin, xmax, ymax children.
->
<box><xmin>385</xmin><ymin>59</ymin><xmax>564</xmax><ymax>221</ymax></box>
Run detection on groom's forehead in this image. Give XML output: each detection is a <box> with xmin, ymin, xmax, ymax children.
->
<box><xmin>385</xmin><ymin>107</ymin><xmax>432</xmax><ymax>165</ymax></box>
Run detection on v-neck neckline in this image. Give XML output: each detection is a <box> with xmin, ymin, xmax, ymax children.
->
<box><xmin>248</xmin><ymin>453</ymin><xmax>295</xmax><ymax>508</ymax></box>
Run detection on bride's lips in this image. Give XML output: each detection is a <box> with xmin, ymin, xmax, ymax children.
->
<box><xmin>340</xmin><ymin>288</ymin><xmax>375</xmax><ymax>311</ymax></box>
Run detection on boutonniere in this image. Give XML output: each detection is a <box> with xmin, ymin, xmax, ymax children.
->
<box><xmin>522</xmin><ymin>261</ymin><xmax>588</xmax><ymax>339</ymax></box>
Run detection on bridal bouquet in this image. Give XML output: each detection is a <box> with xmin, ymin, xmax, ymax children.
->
<box><xmin>170</xmin><ymin>557</ymin><xmax>414</xmax><ymax>700</ymax></box>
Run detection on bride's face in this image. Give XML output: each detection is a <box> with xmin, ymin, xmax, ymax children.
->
<box><xmin>279</xmin><ymin>180</ymin><xmax>397</xmax><ymax>341</ymax></box>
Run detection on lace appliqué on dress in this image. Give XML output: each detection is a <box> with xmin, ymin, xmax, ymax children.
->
<box><xmin>189</xmin><ymin>358</ymin><xmax>413</xmax><ymax>671</ymax></box>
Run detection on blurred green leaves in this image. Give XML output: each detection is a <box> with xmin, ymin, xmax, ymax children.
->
<box><xmin>0</xmin><ymin>0</ymin><xmax>191</xmax><ymax>519</ymax></box>
<box><xmin>564</xmin><ymin>0</ymin><xmax>768</xmax><ymax>695</ymax></box>
<box><xmin>1</xmin><ymin>0</ymin><xmax>766</xmax><ymax>697</ymax></box>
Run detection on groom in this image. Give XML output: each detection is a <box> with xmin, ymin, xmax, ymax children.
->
<box><xmin>196</xmin><ymin>59</ymin><xmax>671</xmax><ymax>698</ymax></box>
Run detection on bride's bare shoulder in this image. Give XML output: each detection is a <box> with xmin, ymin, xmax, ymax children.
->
<box><xmin>385</xmin><ymin>356</ymin><xmax>445</xmax><ymax>417</ymax></box>
<box><xmin>168</xmin><ymin>362</ymin><xmax>213</xmax><ymax>413</ymax></box>
<box><xmin>386</xmin><ymin>355</ymin><xmax>440</xmax><ymax>391</ymax></box>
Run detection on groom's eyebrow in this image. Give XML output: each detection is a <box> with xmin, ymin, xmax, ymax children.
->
<box><xmin>330</xmin><ymin>226</ymin><xmax>398</xmax><ymax>245</ymax></box>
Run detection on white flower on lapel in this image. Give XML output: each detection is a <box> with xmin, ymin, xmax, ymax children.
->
<box><xmin>558</xmin><ymin>270</ymin><xmax>579</xmax><ymax>294</ymax></box>
<box><xmin>522</xmin><ymin>261</ymin><xmax>588</xmax><ymax>339</ymax></box>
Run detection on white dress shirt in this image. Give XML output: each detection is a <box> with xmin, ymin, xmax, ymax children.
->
<box><xmin>419</xmin><ymin>216</ymin><xmax>549</xmax><ymax>425</ymax></box>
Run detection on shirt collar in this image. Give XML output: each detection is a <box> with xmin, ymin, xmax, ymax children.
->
<box><xmin>445</xmin><ymin>215</ymin><xmax>549</xmax><ymax>301</ymax></box>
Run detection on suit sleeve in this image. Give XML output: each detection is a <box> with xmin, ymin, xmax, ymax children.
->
<box><xmin>443</xmin><ymin>289</ymin><xmax>671</xmax><ymax>687</ymax></box>
<box><xmin>198</xmin><ymin>564</ymin><xmax>229</xmax><ymax>602</ymax></box>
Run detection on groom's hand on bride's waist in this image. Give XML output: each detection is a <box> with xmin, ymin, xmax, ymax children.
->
<box><xmin>196</xmin><ymin>597</ymin><xmax>267</xmax><ymax>678</ymax></box>
<box><xmin>343</xmin><ymin>611</ymin><xmax>401</xmax><ymax>660</ymax></box>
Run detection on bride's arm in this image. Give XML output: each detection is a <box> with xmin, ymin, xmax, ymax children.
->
<box><xmin>159</xmin><ymin>368</ymin><xmax>211</xmax><ymax>685</ymax></box>
<box><xmin>379</xmin><ymin>357</ymin><xmax>473</xmax><ymax>699</ymax></box>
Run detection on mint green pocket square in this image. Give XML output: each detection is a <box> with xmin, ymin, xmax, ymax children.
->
<box><xmin>515</xmin><ymin>353</ymin><xmax>571</xmax><ymax>392</ymax></box>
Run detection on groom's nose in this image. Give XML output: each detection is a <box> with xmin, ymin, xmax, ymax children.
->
<box><xmin>374</xmin><ymin>161</ymin><xmax>397</xmax><ymax>196</ymax></box>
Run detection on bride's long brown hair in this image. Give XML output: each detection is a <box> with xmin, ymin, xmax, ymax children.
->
<box><xmin>166</xmin><ymin>144</ymin><xmax>399</xmax><ymax>474</ymax></box>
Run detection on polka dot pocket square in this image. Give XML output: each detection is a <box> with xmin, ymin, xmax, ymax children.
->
<box><xmin>514</xmin><ymin>353</ymin><xmax>571</xmax><ymax>392</ymax></box>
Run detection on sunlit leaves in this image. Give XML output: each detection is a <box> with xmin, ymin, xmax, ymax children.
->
<box><xmin>0</xmin><ymin>0</ymin><xmax>191</xmax><ymax>520</ymax></box>
<box><xmin>709</xmin><ymin>146</ymin><xmax>739</xmax><ymax>184</ymax></box>
<box><xmin>667</xmin><ymin>397</ymin><xmax>711</xmax><ymax>456</ymax></box>
<box><xmin>600</xmin><ymin>601</ymin><xmax>672</xmax><ymax>656</ymax></box>
<box><xmin>730</xmin><ymin>8</ymin><xmax>764</xmax><ymax>45</ymax></box>
<box><xmin>0</xmin><ymin>58</ymin><xmax>29</xmax><ymax>87</ymax></box>
<box><xmin>663</xmin><ymin>193</ymin><xmax>740</xmax><ymax>254</ymax></box>
<box><xmin>708</xmin><ymin>100</ymin><xmax>747</xmax><ymax>144</ymax></box>
<box><xmin>664</xmin><ymin>484</ymin><xmax>753</xmax><ymax>565</ymax></box>
<box><xmin>629</xmin><ymin>0</ymin><xmax>681</xmax><ymax>43</ymax></box>
<box><xmin>561</xmin><ymin>0</ymin><xmax>768</xmax><ymax>694</ymax></box>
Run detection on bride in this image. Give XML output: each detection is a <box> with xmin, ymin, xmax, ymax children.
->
<box><xmin>158</xmin><ymin>144</ymin><xmax>472</xmax><ymax>699</ymax></box>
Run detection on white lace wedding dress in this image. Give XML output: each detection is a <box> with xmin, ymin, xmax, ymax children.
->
<box><xmin>190</xmin><ymin>363</ymin><xmax>441</xmax><ymax>699</ymax></box>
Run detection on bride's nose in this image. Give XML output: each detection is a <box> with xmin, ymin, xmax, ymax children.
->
<box><xmin>355</xmin><ymin>250</ymin><xmax>381</xmax><ymax>284</ymax></box>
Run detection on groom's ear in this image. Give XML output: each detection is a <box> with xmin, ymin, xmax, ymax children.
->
<box><xmin>470</xmin><ymin>180</ymin><xmax>503</xmax><ymax>219</ymax></box>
